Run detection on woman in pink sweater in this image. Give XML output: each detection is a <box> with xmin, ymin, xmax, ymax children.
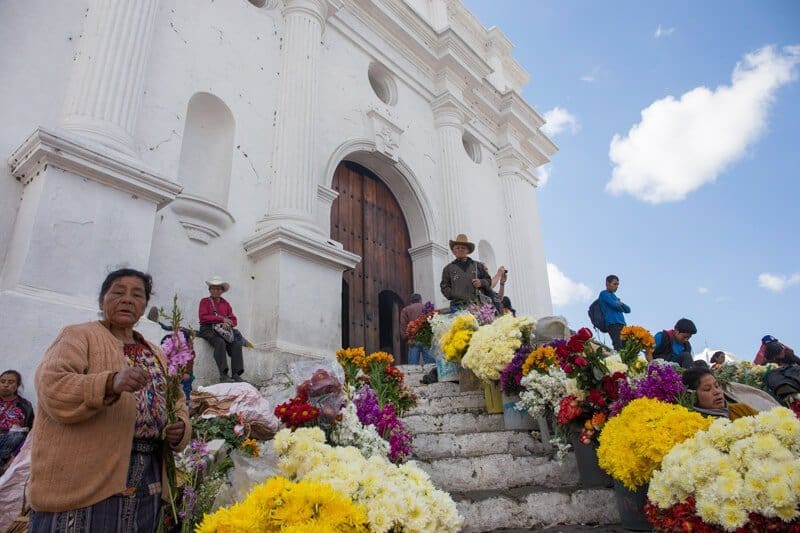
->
<box><xmin>28</xmin><ymin>268</ymin><xmax>191</xmax><ymax>532</ymax></box>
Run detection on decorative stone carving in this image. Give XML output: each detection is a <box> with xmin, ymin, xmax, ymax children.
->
<box><xmin>170</xmin><ymin>194</ymin><xmax>235</xmax><ymax>244</ymax></box>
<box><xmin>367</xmin><ymin>106</ymin><xmax>404</xmax><ymax>162</ymax></box>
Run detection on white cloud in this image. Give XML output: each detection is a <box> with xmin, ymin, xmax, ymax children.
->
<box><xmin>698</xmin><ymin>287</ymin><xmax>709</xmax><ymax>294</ymax></box>
<box><xmin>547</xmin><ymin>263</ymin><xmax>592</xmax><ymax>306</ymax></box>
<box><xmin>542</xmin><ymin>107</ymin><xmax>580</xmax><ymax>137</ymax></box>
<box><xmin>654</xmin><ymin>25</ymin><xmax>675</xmax><ymax>38</ymax></box>
<box><xmin>607</xmin><ymin>45</ymin><xmax>800</xmax><ymax>203</ymax></box>
<box><xmin>535</xmin><ymin>164</ymin><xmax>551</xmax><ymax>186</ymax></box>
<box><xmin>758</xmin><ymin>272</ymin><xmax>800</xmax><ymax>292</ymax></box>
<box><xmin>580</xmin><ymin>66</ymin><xmax>601</xmax><ymax>83</ymax></box>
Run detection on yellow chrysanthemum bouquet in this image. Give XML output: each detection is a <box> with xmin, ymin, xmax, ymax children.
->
<box><xmin>460</xmin><ymin>314</ymin><xmax>535</xmax><ymax>382</ymax></box>
<box><xmin>438</xmin><ymin>313</ymin><xmax>479</xmax><ymax>362</ymax></box>
<box><xmin>647</xmin><ymin>407</ymin><xmax>800</xmax><ymax>531</ymax></box>
<box><xmin>196</xmin><ymin>476</ymin><xmax>368</xmax><ymax>532</ymax></box>
<box><xmin>597</xmin><ymin>398</ymin><xmax>711</xmax><ymax>491</ymax></box>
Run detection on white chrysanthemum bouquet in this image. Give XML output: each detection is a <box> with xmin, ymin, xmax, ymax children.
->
<box><xmin>647</xmin><ymin>407</ymin><xmax>800</xmax><ymax>531</ymax></box>
<box><xmin>274</xmin><ymin>427</ymin><xmax>463</xmax><ymax>533</ymax></box>
<box><xmin>460</xmin><ymin>314</ymin><xmax>535</xmax><ymax>382</ymax></box>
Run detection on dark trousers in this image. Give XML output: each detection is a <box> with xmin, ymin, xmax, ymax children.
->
<box><xmin>198</xmin><ymin>325</ymin><xmax>244</xmax><ymax>376</ymax></box>
<box><xmin>607</xmin><ymin>323</ymin><xmax>625</xmax><ymax>351</ymax></box>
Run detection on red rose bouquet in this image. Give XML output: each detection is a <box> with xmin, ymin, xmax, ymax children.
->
<box><xmin>554</xmin><ymin>327</ymin><xmax>627</xmax><ymax>443</ymax></box>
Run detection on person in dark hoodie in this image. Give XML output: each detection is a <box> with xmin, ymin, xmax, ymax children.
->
<box><xmin>650</xmin><ymin>318</ymin><xmax>697</xmax><ymax>369</ymax></box>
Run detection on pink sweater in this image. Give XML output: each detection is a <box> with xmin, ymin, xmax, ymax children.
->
<box><xmin>29</xmin><ymin>321</ymin><xmax>191</xmax><ymax>512</ymax></box>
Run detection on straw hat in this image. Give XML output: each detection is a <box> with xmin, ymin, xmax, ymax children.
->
<box><xmin>205</xmin><ymin>276</ymin><xmax>230</xmax><ymax>292</ymax></box>
<box><xmin>448</xmin><ymin>234</ymin><xmax>475</xmax><ymax>253</ymax></box>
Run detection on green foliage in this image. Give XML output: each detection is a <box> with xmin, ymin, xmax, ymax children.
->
<box><xmin>191</xmin><ymin>415</ymin><xmax>245</xmax><ymax>449</ymax></box>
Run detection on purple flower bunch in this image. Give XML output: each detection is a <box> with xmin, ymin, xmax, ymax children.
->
<box><xmin>422</xmin><ymin>301</ymin><xmax>436</xmax><ymax>314</ymax></box>
<box><xmin>354</xmin><ymin>385</ymin><xmax>413</xmax><ymax>463</ymax></box>
<box><xmin>500</xmin><ymin>344</ymin><xmax>533</xmax><ymax>395</ymax></box>
<box><xmin>467</xmin><ymin>302</ymin><xmax>497</xmax><ymax>325</ymax></box>
<box><xmin>186</xmin><ymin>438</ymin><xmax>210</xmax><ymax>473</ymax></box>
<box><xmin>161</xmin><ymin>330</ymin><xmax>194</xmax><ymax>376</ymax></box>
<box><xmin>609</xmin><ymin>362</ymin><xmax>685</xmax><ymax>416</ymax></box>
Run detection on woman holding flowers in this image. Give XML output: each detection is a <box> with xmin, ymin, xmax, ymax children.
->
<box><xmin>28</xmin><ymin>268</ymin><xmax>191</xmax><ymax>532</ymax></box>
<box><xmin>682</xmin><ymin>366</ymin><xmax>757</xmax><ymax>420</ymax></box>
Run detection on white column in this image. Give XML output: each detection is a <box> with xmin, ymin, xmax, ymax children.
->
<box><xmin>497</xmin><ymin>152</ymin><xmax>553</xmax><ymax>318</ymax></box>
<box><xmin>262</xmin><ymin>0</ymin><xmax>328</xmax><ymax>231</ymax></box>
<box><xmin>433</xmin><ymin>99</ymin><xmax>467</xmax><ymax>242</ymax></box>
<box><xmin>60</xmin><ymin>0</ymin><xmax>161</xmax><ymax>157</ymax></box>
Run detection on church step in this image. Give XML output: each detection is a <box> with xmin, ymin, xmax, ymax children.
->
<box><xmin>396</xmin><ymin>363</ymin><xmax>435</xmax><ymax>384</ymax></box>
<box><xmin>405</xmin><ymin>392</ymin><xmax>486</xmax><ymax>416</ymax></box>
<box><xmin>408</xmin><ymin>381</ymin><xmax>466</xmax><ymax>398</ymax></box>
<box><xmin>415</xmin><ymin>453</ymin><xmax>580</xmax><ymax>493</ymax></box>
<box><xmin>412</xmin><ymin>430</ymin><xmax>550</xmax><ymax>460</ymax></box>
<box><xmin>453</xmin><ymin>486</ymin><xmax>619</xmax><ymax>533</ymax></box>
<box><xmin>403</xmin><ymin>411</ymin><xmax>504</xmax><ymax>434</ymax></box>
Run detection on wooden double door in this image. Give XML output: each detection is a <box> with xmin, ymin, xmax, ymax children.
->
<box><xmin>330</xmin><ymin>161</ymin><xmax>413</xmax><ymax>362</ymax></box>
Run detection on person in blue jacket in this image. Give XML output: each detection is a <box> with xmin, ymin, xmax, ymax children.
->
<box><xmin>599</xmin><ymin>274</ymin><xmax>630</xmax><ymax>350</ymax></box>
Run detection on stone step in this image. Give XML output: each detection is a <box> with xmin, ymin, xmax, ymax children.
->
<box><xmin>405</xmin><ymin>391</ymin><xmax>486</xmax><ymax>416</ymax></box>
<box><xmin>409</xmin><ymin>381</ymin><xmax>466</xmax><ymax>398</ymax></box>
<box><xmin>397</xmin><ymin>363</ymin><xmax>435</xmax><ymax>384</ymax></box>
<box><xmin>404</xmin><ymin>410</ymin><xmax>505</xmax><ymax>434</ymax></box>
<box><xmin>416</xmin><ymin>452</ymin><xmax>580</xmax><ymax>493</ymax></box>
<box><xmin>413</xmin><ymin>430</ymin><xmax>550</xmax><ymax>460</ymax></box>
<box><xmin>453</xmin><ymin>486</ymin><xmax>619</xmax><ymax>533</ymax></box>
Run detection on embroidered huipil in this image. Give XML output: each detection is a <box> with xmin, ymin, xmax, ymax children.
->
<box><xmin>124</xmin><ymin>344</ymin><xmax>167</xmax><ymax>439</ymax></box>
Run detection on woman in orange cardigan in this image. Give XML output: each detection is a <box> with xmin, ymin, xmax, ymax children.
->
<box><xmin>28</xmin><ymin>268</ymin><xmax>191</xmax><ymax>532</ymax></box>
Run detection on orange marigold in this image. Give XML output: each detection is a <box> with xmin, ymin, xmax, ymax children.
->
<box><xmin>336</xmin><ymin>346</ymin><xmax>366</xmax><ymax>367</ymax></box>
<box><xmin>364</xmin><ymin>351</ymin><xmax>394</xmax><ymax>370</ymax></box>
<box><xmin>620</xmin><ymin>325</ymin><xmax>655</xmax><ymax>352</ymax></box>
<box><xmin>521</xmin><ymin>346</ymin><xmax>556</xmax><ymax>376</ymax></box>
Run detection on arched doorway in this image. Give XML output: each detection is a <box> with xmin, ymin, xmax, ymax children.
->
<box><xmin>331</xmin><ymin>161</ymin><xmax>413</xmax><ymax>361</ymax></box>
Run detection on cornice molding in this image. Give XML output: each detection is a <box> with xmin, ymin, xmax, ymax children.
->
<box><xmin>8</xmin><ymin>127</ymin><xmax>182</xmax><ymax>206</ymax></box>
<box><xmin>243</xmin><ymin>224</ymin><xmax>360</xmax><ymax>270</ymax></box>
<box><xmin>330</xmin><ymin>1</ymin><xmax>557</xmax><ymax>166</ymax></box>
<box><xmin>409</xmin><ymin>241</ymin><xmax>449</xmax><ymax>261</ymax></box>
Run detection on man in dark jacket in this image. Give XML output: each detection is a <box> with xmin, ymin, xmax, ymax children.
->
<box><xmin>651</xmin><ymin>318</ymin><xmax>697</xmax><ymax>368</ymax></box>
<box><xmin>440</xmin><ymin>233</ymin><xmax>492</xmax><ymax>312</ymax></box>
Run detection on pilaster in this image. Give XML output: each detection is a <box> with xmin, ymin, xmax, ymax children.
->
<box><xmin>496</xmin><ymin>146</ymin><xmax>552</xmax><ymax>318</ymax></box>
<box><xmin>61</xmin><ymin>0</ymin><xmax>161</xmax><ymax>158</ymax></box>
<box><xmin>432</xmin><ymin>94</ymin><xmax>469</xmax><ymax>243</ymax></box>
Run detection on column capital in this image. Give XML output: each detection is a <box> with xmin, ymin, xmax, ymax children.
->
<box><xmin>432</xmin><ymin>94</ymin><xmax>467</xmax><ymax>129</ymax></box>
<box><xmin>282</xmin><ymin>0</ymin><xmax>342</xmax><ymax>25</ymax></box>
<box><xmin>495</xmin><ymin>145</ymin><xmax>538</xmax><ymax>187</ymax></box>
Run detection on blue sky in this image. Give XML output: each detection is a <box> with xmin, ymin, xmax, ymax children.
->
<box><xmin>463</xmin><ymin>0</ymin><xmax>800</xmax><ymax>360</ymax></box>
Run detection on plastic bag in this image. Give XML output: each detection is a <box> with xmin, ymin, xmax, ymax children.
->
<box><xmin>195</xmin><ymin>382</ymin><xmax>280</xmax><ymax>439</ymax></box>
<box><xmin>212</xmin><ymin>447</ymin><xmax>280</xmax><ymax>510</ymax></box>
<box><xmin>288</xmin><ymin>359</ymin><xmax>345</xmax><ymax>426</ymax></box>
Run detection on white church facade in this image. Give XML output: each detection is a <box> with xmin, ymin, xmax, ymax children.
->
<box><xmin>0</xmin><ymin>0</ymin><xmax>556</xmax><ymax>388</ymax></box>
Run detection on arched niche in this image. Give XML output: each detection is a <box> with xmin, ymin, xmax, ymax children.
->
<box><xmin>477</xmin><ymin>239</ymin><xmax>497</xmax><ymax>272</ymax></box>
<box><xmin>171</xmin><ymin>92</ymin><xmax>235</xmax><ymax>244</ymax></box>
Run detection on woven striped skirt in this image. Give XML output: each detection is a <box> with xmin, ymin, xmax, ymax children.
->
<box><xmin>29</xmin><ymin>439</ymin><xmax>163</xmax><ymax>533</ymax></box>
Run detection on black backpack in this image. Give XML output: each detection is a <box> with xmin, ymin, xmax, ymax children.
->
<box><xmin>588</xmin><ymin>299</ymin><xmax>607</xmax><ymax>333</ymax></box>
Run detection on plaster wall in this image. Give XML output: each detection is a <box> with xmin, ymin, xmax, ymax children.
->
<box><xmin>0</xmin><ymin>0</ymin><xmax>555</xmax><ymax>396</ymax></box>
<box><xmin>0</xmin><ymin>1</ymin><xmax>86</xmax><ymax>271</ymax></box>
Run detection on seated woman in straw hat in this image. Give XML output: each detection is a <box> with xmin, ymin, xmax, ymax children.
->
<box><xmin>440</xmin><ymin>234</ymin><xmax>493</xmax><ymax>313</ymax></box>
<box><xmin>198</xmin><ymin>276</ymin><xmax>245</xmax><ymax>383</ymax></box>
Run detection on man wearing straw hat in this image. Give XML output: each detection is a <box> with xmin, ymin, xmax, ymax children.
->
<box><xmin>440</xmin><ymin>234</ymin><xmax>493</xmax><ymax>313</ymax></box>
<box><xmin>198</xmin><ymin>276</ymin><xmax>245</xmax><ymax>383</ymax></box>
